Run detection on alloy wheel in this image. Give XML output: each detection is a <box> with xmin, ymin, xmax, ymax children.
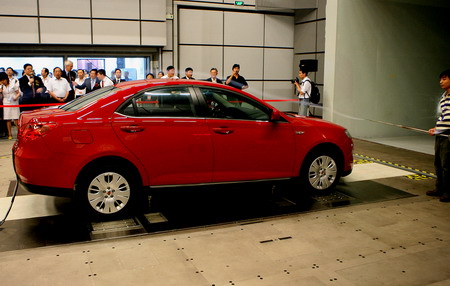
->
<box><xmin>308</xmin><ymin>155</ymin><xmax>338</xmax><ymax>190</ymax></box>
<box><xmin>87</xmin><ymin>172</ymin><xmax>131</xmax><ymax>214</ymax></box>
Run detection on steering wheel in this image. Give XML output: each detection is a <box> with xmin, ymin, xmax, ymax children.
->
<box><xmin>212</xmin><ymin>105</ymin><xmax>226</xmax><ymax>118</ymax></box>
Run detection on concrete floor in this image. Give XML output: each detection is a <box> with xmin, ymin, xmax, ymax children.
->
<box><xmin>0</xmin><ymin>137</ymin><xmax>449</xmax><ymax>286</ymax></box>
<box><xmin>367</xmin><ymin>135</ymin><xmax>435</xmax><ymax>155</ymax></box>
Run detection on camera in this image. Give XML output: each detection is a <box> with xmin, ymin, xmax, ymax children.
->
<box><xmin>291</xmin><ymin>77</ymin><xmax>299</xmax><ymax>84</ymax></box>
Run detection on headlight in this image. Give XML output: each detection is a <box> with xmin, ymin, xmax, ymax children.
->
<box><xmin>344</xmin><ymin>129</ymin><xmax>352</xmax><ymax>139</ymax></box>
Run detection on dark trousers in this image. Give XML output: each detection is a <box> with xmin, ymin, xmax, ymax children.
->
<box><xmin>67</xmin><ymin>90</ymin><xmax>75</xmax><ymax>102</ymax></box>
<box><xmin>19</xmin><ymin>93</ymin><xmax>53</xmax><ymax>112</ymax></box>
<box><xmin>435</xmin><ymin>136</ymin><xmax>450</xmax><ymax>195</ymax></box>
<box><xmin>0</xmin><ymin>107</ymin><xmax>7</xmax><ymax>137</ymax></box>
<box><xmin>19</xmin><ymin>97</ymin><xmax>38</xmax><ymax>113</ymax></box>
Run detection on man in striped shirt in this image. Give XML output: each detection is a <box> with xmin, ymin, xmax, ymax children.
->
<box><xmin>427</xmin><ymin>69</ymin><xmax>450</xmax><ymax>202</ymax></box>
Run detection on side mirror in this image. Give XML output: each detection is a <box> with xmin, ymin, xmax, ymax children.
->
<box><xmin>270</xmin><ymin>109</ymin><xmax>281</xmax><ymax>121</ymax></box>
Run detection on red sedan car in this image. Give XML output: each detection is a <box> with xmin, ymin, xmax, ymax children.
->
<box><xmin>13</xmin><ymin>80</ymin><xmax>353</xmax><ymax>218</ymax></box>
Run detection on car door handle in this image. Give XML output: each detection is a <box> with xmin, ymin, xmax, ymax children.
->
<box><xmin>120</xmin><ymin>125</ymin><xmax>145</xmax><ymax>133</ymax></box>
<box><xmin>212</xmin><ymin>127</ymin><xmax>234</xmax><ymax>135</ymax></box>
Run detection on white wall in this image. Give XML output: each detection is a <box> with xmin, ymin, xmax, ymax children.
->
<box><xmin>175</xmin><ymin>6</ymin><xmax>295</xmax><ymax>109</ymax></box>
<box><xmin>324</xmin><ymin>0</ymin><xmax>450</xmax><ymax>138</ymax></box>
<box><xmin>0</xmin><ymin>0</ymin><xmax>167</xmax><ymax>46</ymax></box>
<box><xmin>293</xmin><ymin>0</ymin><xmax>326</xmax><ymax>114</ymax></box>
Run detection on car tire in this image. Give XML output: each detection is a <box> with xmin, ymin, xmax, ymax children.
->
<box><xmin>299</xmin><ymin>149</ymin><xmax>341</xmax><ymax>194</ymax></box>
<box><xmin>76</xmin><ymin>164</ymin><xmax>143</xmax><ymax>220</ymax></box>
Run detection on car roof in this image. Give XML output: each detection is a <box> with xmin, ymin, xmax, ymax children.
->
<box><xmin>114</xmin><ymin>80</ymin><xmax>268</xmax><ymax>106</ymax></box>
<box><xmin>115</xmin><ymin>79</ymin><xmax>222</xmax><ymax>89</ymax></box>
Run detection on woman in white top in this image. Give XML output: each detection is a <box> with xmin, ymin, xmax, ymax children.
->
<box><xmin>0</xmin><ymin>72</ymin><xmax>21</xmax><ymax>139</ymax></box>
<box><xmin>6</xmin><ymin>67</ymin><xmax>19</xmax><ymax>89</ymax></box>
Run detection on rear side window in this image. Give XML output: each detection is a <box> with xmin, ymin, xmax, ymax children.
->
<box><xmin>60</xmin><ymin>86</ymin><xmax>117</xmax><ymax>112</ymax></box>
<box><xmin>118</xmin><ymin>86</ymin><xmax>196</xmax><ymax>117</ymax></box>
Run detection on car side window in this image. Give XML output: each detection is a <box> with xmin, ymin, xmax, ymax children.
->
<box><xmin>119</xmin><ymin>87</ymin><xmax>196</xmax><ymax>117</ymax></box>
<box><xmin>200</xmin><ymin>88</ymin><xmax>270</xmax><ymax>121</ymax></box>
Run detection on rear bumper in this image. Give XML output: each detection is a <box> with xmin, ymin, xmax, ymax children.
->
<box><xmin>19</xmin><ymin>180</ymin><xmax>74</xmax><ymax>198</ymax></box>
<box><xmin>13</xmin><ymin>139</ymin><xmax>81</xmax><ymax>190</ymax></box>
<box><xmin>14</xmin><ymin>151</ymin><xmax>74</xmax><ymax>197</ymax></box>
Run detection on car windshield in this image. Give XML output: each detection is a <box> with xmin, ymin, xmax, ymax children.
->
<box><xmin>60</xmin><ymin>86</ymin><xmax>118</xmax><ymax>112</ymax></box>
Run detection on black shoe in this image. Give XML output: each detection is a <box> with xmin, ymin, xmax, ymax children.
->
<box><xmin>426</xmin><ymin>190</ymin><xmax>442</xmax><ymax>197</ymax></box>
<box><xmin>439</xmin><ymin>195</ymin><xmax>450</xmax><ymax>202</ymax></box>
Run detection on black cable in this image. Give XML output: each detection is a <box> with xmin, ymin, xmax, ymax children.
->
<box><xmin>0</xmin><ymin>176</ymin><xmax>19</xmax><ymax>226</ymax></box>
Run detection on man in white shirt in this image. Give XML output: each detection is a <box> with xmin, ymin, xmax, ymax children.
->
<box><xmin>97</xmin><ymin>69</ymin><xmax>114</xmax><ymax>87</ymax></box>
<box><xmin>294</xmin><ymin>68</ymin><xmax>312</xmax><ymax>116</ymax></box>
<box><xmin>161</xmin><ymin>66</ymin><xmax>179</xmax><ymax>80</ymax></box>
<box><xmin>74</xmin><ymin>69</ymin><xmax>86</xmax><ymax>97</ymax></box>
<box><xmin>40</xmin><ymin>68</ymin><xmax>52</xmax><ymax>89</ymax></box>
<box><xmin>62</xmin><ymin>60</ymin><xmax>76</xmax><ymax>101</ymax></box>
<box><xmin>47</xmin><ymin>67</ymin><xmax>72</xmax><ymax>103</ymax></box>
<box><xmin>39</xmin><ymin>67</ymin><xmax>52</xmax><ymax>101</ymax></box>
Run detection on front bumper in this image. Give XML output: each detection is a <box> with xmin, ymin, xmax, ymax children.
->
<box><xmin>342</xmin><ymin>167</ymin><xmax>353</xmax><ymax>177</ymax></box>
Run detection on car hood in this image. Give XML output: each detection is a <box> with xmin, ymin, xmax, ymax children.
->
<box><xmin>284</xmin><ymin>112</ymin><xmax>346</xmax><ymax>131</ymax></box>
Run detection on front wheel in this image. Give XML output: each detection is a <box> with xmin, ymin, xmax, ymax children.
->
<box><xmin>76</xmin><ymin>164</ymin><xmax>142</xmax><ymax>219</ymax></box>
<box><xmin>300</xmin><ymin>151</ymin><xmax>341</xmax><ymax>193</ymax></box>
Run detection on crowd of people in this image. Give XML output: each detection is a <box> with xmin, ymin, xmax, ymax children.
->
<box><xmin>0</xmin><ymin>59</ymin><xmax>318</xmax><ymax>140</ymax></box>
<box><xmin>0</xmin><ymin>61</ymin><xmax>251</xmax><ymax>139</ymax></box>
<box><xmin>146</xmin><ymin>64</ymin><xmax>249</xmax><ymax>90</ymax></box>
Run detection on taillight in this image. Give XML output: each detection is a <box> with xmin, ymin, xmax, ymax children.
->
<box><xmin>20</xmin><ymin>118</ymin><xmax>58</xmax><ymax>141</ymax></box>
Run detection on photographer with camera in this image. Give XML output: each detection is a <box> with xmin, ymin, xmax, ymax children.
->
<box><xmin>293</xmin><ymin>68</ymin><xmax>312</xmax><ymax>116</ymax></box>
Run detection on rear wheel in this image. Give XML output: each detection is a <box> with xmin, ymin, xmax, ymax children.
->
<box><xmin>88</xmin><ymin>172</ymin><xmax>131</xmax><ymax>214</ymax></box>
<box><xmin>77</xmin><ymin>164</ymin><xmax>143</xmax><ymax>219</ymax></box>
<box><xmin>300</xmin><ymin>150</ymin><xmax>341</xmax><ymax>194</ymax></box>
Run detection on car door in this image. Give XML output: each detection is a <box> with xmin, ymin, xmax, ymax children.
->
<box><xmin>111</xmin><ymin>85</ymin><xmax>213</xmax><ymax>186</ymax></box>
<box><xmin>196</xmin><ymin>87</ymin><xmax>295</xmax><ymax>183</ymax></box>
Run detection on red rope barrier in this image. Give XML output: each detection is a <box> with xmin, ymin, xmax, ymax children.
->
<box><xmin>263</xmin><ymin>99</ymin><xmax>298</xmax><ymax>102</ymax></box>
<box><xmin>0</xmin><ymin>99</ymin><xmax>298</xmax><ymax>108</ymax></box>
<box><xmin>0</xmin><ymin>103</ymin><xmax>65</xmax><ymax>108</ymax></box>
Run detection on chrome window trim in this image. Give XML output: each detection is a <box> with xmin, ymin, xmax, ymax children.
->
<box><xmin>113</xmin><ymin>112</ymin><xmax>204</xmax><ymax>120</ymax></box>
<box><xmin>112</xmin><ymin>112</ymin><xmax>291</xmax><ymax>123</ymax></box>
<box><xmin>205</xmin><ymin>117</ymin><xmax>290</xmax><ymax>124</ymax></box>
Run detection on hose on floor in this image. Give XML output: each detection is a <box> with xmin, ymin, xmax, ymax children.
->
<box><xmin>0</xmin><ymin>176</ymin><xmax>19</xmax><ymax>226</ymax></box>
